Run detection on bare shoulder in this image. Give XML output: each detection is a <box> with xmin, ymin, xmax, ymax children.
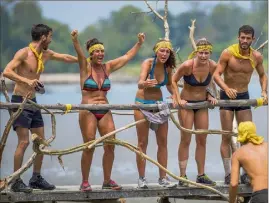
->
<box><xmin>233</xmin><ymin>145</ymin><xmax>250</xmax><ymax>159</ymax></box>
<box><xmin>174</xmin><ymin>59</ymin><xmax>192</xmax><ymax>75</ymax></box>
<box><xmin>252</xmin><ymin>50</ymin><xmax>263</xmax><ymax>63</ymax></box>
<box><xmin>143</xmin><ymin>58</ymin><xmax>153</xmax><ymax>64</ymax></box>
<box><xmin>142</xmin><ymin>58</ymin><xmax>153</xmax><ymax>68</ymax></box>
<box><xmin>232</xmin><ymin>148</ymin><xmax>241</xmax><ymax>159</ymax></box>
<box><xmin>182</xmin><ymin>59</ymin><xmax>193</xmax><ymax>70</ymax></box>
<box><xmin>180</xmin><ymin>59</ymin><xmax>193</xmax><ymax>69</ymax></box>
<box><xmin>43</xmin><ymin>49</ymin><xmax>54</xmax><ymax>56</ymax></box>
<box><xmin>220</xmin><ymin>49</ymin><xmax>232</xmax><ymax>60</ymax></box>
<box><xmin>14</xmin><ymin>47</ymin><xmax>28</xmax><ymax>60</ymax></box>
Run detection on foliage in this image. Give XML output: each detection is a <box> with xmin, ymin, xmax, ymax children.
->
<box><xmin>0</xmin><ymin>1</ymin><xmax>268</xmax><ymax>73</ymax></box>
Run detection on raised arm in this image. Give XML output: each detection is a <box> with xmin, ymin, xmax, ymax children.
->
<box><xmin>70</xmin><ymin>30</ymin><xmax>87</xmax><ymax>73</ymax></box>
<box><xmin>255</xmin><ymin>52</ymin><xmax>268</xmax><ymax>104</ymax></box>
<box><xmin>47</xmin><ymin>50</ymin><xmax>78</xmax><ymax>63</ymax></box>
<box><xmin>229</xmin><ymin>152</ymin><xmax>240</xmax><ymax>203</ymax></box>
<box><xmin>3</xmin><ymin>48</ymin><xmax>37</xmax><ymax>88</ymax></box>
<box><xmin>106</xmin><ymin>33</ymin><xmax>145</xmax><ymax>73</ymax></box>
<box><xmin>172</xmin><ymin>61</ymin><xmax>188</xmax><ymax>106</ymax></box>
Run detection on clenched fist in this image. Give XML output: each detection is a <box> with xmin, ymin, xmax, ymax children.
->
<box><xmin>137</xmin><ymin>33</ymin><xmax>145</xmax><ymax>45</ymax></box>
<box><xmin>71</xmin><ymin>30</ymin><xmax>78</xmax><ymax>41</ymax></box>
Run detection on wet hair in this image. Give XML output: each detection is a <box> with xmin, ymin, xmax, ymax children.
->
<box><xmin>196</xmin><ymin>38</ymin><xmax>212</xmax><ymax>47</ymax></box>
<box><xmin>153</xmin><ymin>40</ymin><xmax>176</xmax><ymax>69</ymax></box>
<box><xmin>31</xmin><ymin>24</ymin><xmax>52</xmax><ymax>41</ymax></box>
<box><xmin>86</xmin><ymin>38</ymin><xmax>104</xmax><ymax>52</ymax></box>
<box><xmin>238</xmin><ymin>25</ymin><xmax>255</xmax><ymax>37</ymax></box>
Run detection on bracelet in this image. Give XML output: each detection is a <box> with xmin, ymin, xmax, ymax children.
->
<box><xmin>262</xmin><ymin>90</ymin><xmax>267</xmax><ymax>93</ymax></box>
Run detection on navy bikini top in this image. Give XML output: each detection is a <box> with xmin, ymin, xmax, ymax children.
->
<box><xmin>148</xmin><ymin>56</ymin><xmax>168</xmax><ymax>88</ymax></box>
<box><xmin>83</xmin><ymin>64</ymin><xmax>111</xmax><ymax>92</ymax></box>
<box><xmin>183</xmin><ymin>59</ymin><xmax>212</xmax><ymax>86</ymax></box>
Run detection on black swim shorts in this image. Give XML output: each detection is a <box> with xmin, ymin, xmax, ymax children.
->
<box><xmin>220</xmin><ymin>90</ymin><xmax>251</xmax><ymax>111</ymax></box>
<box><xmin>250</xmin><ymin>189</ymin><xmax>268</xmax><ymax>203</ymax></box>
<box><xmin>11</xmin><ymin>95</ymin><xmax>44</xmax><ymax>131</ymax></box>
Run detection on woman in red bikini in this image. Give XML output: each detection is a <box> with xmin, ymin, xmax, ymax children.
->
<box><xmin>71</xmin><ymin>29</ymin><xmax>145</xmax><ymax>191</ymax></box>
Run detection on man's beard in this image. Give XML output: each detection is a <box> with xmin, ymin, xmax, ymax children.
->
<box><xmin>239</xmin><ymin>42</ymin><xmax>251</xmax><ymax>50</ymax></box>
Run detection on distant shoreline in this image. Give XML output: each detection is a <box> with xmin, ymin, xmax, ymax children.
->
<box><xmin>1</xmin><ymin>73</ymin><xmax>139</xmax><ymax>92</ymax></box>
<box><xmin>3</xmin><ymin>73</ymin><xmax>139</xmax><ymax>85</ymax></box>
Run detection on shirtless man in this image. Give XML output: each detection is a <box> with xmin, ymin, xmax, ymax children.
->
<box><xmin>3</xmin><ymin>24</ymin><xmax>78</xmax><ymax>192</ymax></box>
<box><xmin>229</xmin><ymin>121</ymin><xmax>267</xmax><ymax>203</ymax></box>
<box><xmin>213</xmin><ymin>25</ymin><xmax>268</xmax><ymax>185</ymax></box>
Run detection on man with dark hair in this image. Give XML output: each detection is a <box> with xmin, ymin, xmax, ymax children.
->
<box><xmin>229</xmin><ymin>121</ymin><xmax>267</xmax><ymax>203</ymax></box>
<box><xmin>3</xmin><ymin>23</ymin><xmax>78</xmax><ymax>193</ymax></box>
<box><xmin>213</xmin><ymin>25</ymin><xmax>268</xmax><ymax>185</ymax></box>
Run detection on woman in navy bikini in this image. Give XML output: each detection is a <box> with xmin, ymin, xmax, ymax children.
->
<box><xmin>172</xmin><ymin>38</ymin><xmax>217</xmax><ymax>186</ymax></box>
<box><xmin>71</xmin><ymin>30</ymin><xmax>145</xmax><ymax>191</ymax></box>
<box><xmin>134</xmin><ymin>40</ymin><xmax>176</xmax><ymax>188</ymax></box>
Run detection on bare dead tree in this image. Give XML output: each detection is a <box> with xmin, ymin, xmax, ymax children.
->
<box><xmin>144</xmin><ymin>0</ymin><xmax>169</xmax><ymax>40</ymax></box>
<box><xmin>131</xmin><ymin>0</ymin><xmax>170</xmax><ymax>40</ymax></box>
<box><xmin>188</xmin><ymin>19</ymin><xmax>197</xmax><ymax>50</ymax></box>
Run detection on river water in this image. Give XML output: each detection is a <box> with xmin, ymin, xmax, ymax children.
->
<box><xmin>0</xmin><ymin>77</ymin><xmax>267</xmax><ymax>203</ymax></box>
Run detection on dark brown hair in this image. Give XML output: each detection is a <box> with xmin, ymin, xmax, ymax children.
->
<box><xmin>153</xmin><ymin>40</ymin><xmax>176</xmax><ymax>69</ymax></box>
<box><xmin>85</xmin><ymin>38</ymin><xmax>104</xmax><ymax>52</ymax></box>
<box><xmin>31</xmin><ymin>24</ymin><xmax>52</xmax><ymax>41</ymax></box>
<box><xmin>238</xmin><ymin>25</ymin><xmax>255</xmax><ymax>37</ymax></box>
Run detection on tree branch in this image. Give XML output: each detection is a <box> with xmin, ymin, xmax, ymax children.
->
<box><xmin>144</xmin><ymin>0</ymin><xmax>163</xmax><ymax>20</ymax></box>
<box><xmin>256</xmin><ymin>40</ymin><xmax>268</xmax><ymax>51</ymax></box>
<box><xmin>188</xmin><ymin>19</ymin><xmax>197</xmax><ymax>50</ymax></box>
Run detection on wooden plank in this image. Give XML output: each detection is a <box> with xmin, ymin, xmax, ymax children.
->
<box><xmin>0</xmin><ymin>183</ymin><xmax>252</xmax><ymax>202</ymax></box>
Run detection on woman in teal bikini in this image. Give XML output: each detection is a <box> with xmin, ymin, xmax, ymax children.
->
<box><xmin>172</xmin><ymin>38</ymin><xmax>217</xmax><ymax>186</ymax></box>
<box><xmin>71</xmin><ymin>30</ymin><xmax>145</xmax><ymax>191</ymax></box>
<box><xmin>134</xmin><ymin>40</ymin><xmax>176</xmax><ymax>188</ymax></box>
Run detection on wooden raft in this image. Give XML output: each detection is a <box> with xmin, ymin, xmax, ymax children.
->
<box><xmin>0</xmin><ymin>182</ymin><xmax>252</xmax><ymax>203</ymax></box>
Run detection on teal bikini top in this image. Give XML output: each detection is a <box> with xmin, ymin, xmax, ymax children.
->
<box><xmin>148</xmin><ymin>56</ymin><xmax>168</xmax><ymax>88</ymax></box>
<box><xmin>83</xmin><ymin>64</ymin><xmax>111</xmax><ymax>92</ymax></box>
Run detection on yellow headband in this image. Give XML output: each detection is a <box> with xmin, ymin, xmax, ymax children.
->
<box><xmin>237</xmin><ymin>121</ymin><xmax>264</xmax><ymax>145</ymax></box>
<box><xmin>153</xmin><ymin>41</ymin><xmax>173</xmax><ymax>53</ymax></box>
<box><xmin>188</xmin><ymin>44</ymin><xmax>213</xmax><ymax>59</ymax></box>
<box><xmin>88</xmin><ymin>44</ymin><xmax>105</xmax><ymax>54</ymax></box>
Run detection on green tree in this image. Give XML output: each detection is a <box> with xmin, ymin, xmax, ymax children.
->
<box><xmin>210</xmin><ymin>3</ymin><xmax>246</xmax><ymax>43</ymax></box>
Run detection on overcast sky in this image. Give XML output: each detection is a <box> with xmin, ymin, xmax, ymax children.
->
<box><xmin>38</xmin><ymin>1</ymin><xmax>252</xmax><ymax>31</ymax></box>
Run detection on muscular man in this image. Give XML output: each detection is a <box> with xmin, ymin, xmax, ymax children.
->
<box><xmin>213</xmin><ymin>25</ymin><xmax>268</xmax><ymax>184</ymax></box>
<box><xmin>229</xmin><ymin>121</ymin><xmax>267</xmax><ymax>203</ymax></box>
<box><xmin>3</xmin><ymin>24</ymin><xmax>78</xmax><ymax>192</ymax></box>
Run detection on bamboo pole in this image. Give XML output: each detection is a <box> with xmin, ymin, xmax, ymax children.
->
<box><xmin>0</xmin><ymin>99</ymin><xmax>266</xmax><ymax>111</ymax></box>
